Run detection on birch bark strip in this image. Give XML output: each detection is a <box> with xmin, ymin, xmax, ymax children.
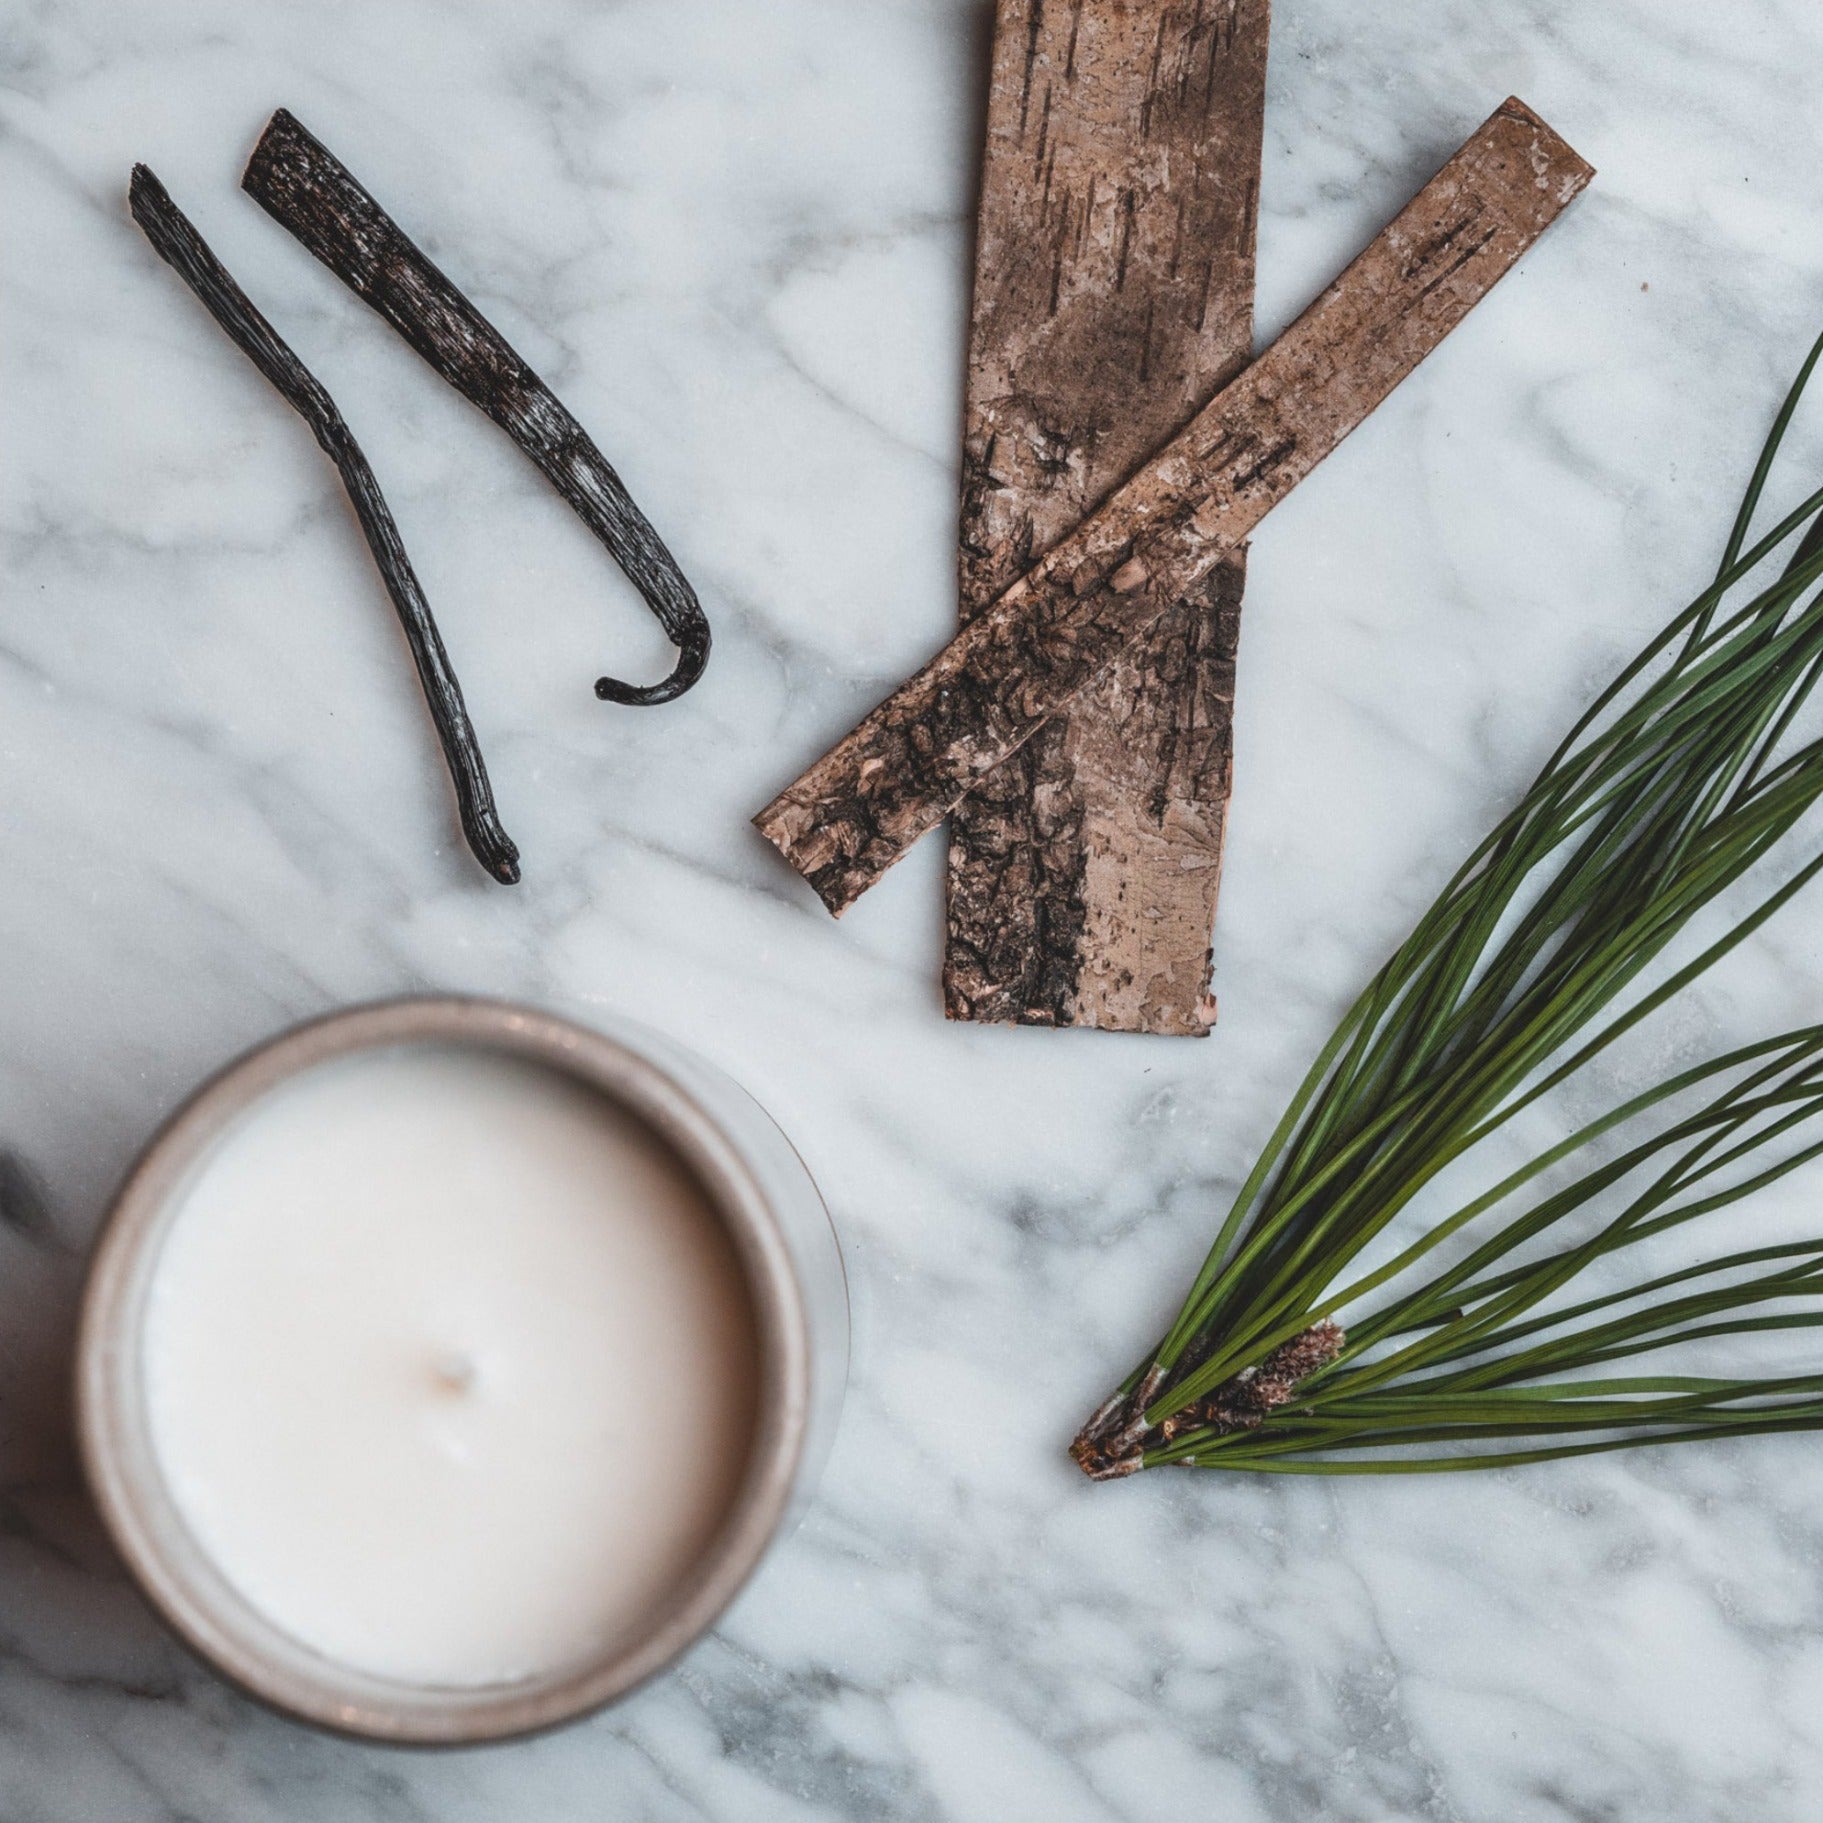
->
<box><xmin>946</xmin><ymin>0</ymin><xmax>1269</xmax><ymax>1036</ymax></box>
<box><xmin>756</xmin><ymin>98</ymin><xmax>1592</xmax><ymax>916</ymax></box>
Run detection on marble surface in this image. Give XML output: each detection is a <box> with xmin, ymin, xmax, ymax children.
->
<box><xmin>5</xmin><ymin>0</ymin><xmax>1823</xmax><ymax>1817</ymax></box>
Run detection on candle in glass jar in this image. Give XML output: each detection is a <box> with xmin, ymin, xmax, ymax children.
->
<box><xmin>139</xmin><ymin>1042</ymin><xmax>760</xmax><ymax>1687</ymax></box>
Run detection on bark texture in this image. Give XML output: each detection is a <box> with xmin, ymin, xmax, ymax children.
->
<box><xmin>947</xmin><ymin>0</ymin><xmax>1268</xmax><ymax>1038</ymax></box>
<box><xmin>755</xmin><ymin>99</ymin><xmax>1592</xmax><ymax>915</ymax></box>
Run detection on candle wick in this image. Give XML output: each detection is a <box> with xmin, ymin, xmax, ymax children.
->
<box><xmin>433</xmin><ymin>1349</ymin><xmax>479</xmax><ymax>1394</ymax></box>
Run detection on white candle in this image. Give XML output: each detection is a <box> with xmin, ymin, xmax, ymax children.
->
<box><xmin>139</xmin><ymin>1042</ymin><xmax>759</xmax><ymax>1688</ymax></box>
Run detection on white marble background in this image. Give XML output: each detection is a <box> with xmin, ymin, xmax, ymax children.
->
<box><xmin>6</xmin><ymin>0</ymin><xmax>1823</xmax><ymax>1817</ymax></box>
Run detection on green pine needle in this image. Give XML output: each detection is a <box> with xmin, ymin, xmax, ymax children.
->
<box><xmin>1074</xmin><ymin>332</ymin><xmax>1823</xmax><ymax>1479</ymax></box>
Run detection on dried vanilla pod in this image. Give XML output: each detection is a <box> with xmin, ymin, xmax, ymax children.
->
<box><xmin>129</xmin><ymin>165</ymin><xmax>520</xmax><ymax>886</ymax></box>
<box><xmin>243</xmin><ymin>107</ymin><xmax>709</xmax><ymax>706</ymax></box>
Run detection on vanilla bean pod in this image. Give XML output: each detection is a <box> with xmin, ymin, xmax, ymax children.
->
<box><xmin>129</xmin><ymin>165</ymin><xmax>519</xmax><ymax>885</ymax></box>
<box><xmin>243</xmin><ymin>108</ymin><xmax>709</xmax><ymax>706</ymax></box>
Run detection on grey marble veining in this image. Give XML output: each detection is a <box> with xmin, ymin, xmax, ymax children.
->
<box><xmin>6</xmin><ymin>1</ymin><xmax>1823</xmax><ymax>1817</ymax></box>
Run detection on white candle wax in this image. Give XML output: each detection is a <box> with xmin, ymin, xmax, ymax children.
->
<box><xmin>140</xmin><ymin>1043</ymin><xmax>759</xmax><ymax>1688</ymax></box>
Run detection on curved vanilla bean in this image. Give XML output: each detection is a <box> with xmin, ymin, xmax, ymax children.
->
<box><xmin>129</xmin><ymin>165</ymin><xmax>520</xmax><ymax>885</ymax></box>
<box><xmin>242</xmin><ymin>108</ymin><xmax>709</xmax><ymax>706</ymax></box>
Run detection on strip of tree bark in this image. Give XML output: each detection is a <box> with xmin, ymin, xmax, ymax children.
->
<box><xmin>129</xmin><ymin>165</ymin><xmax>520</xmax><ymax>885</ymax></box>
<box><xmin>756</xmin><ymin>98</ymin><xmax>1592</xmax><ymax>916</ymax></box>
<box><xmin>946</xmin><ymin>0</ymin><xmax>1269</xmax><ymax>1036</ymax></box>
<box><xmin>243</xmin><ymin>108</ymin><xmax>709</xmax><ymax>706</ymax></box>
